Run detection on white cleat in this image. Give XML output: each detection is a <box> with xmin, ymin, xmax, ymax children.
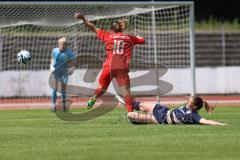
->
<box><xmin>114</xmin><ymin>95</ymin><xmax>125</xmax><ymax>105</ymax></box>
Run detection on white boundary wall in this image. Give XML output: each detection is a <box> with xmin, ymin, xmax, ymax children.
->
<box><xmin>162</xmin><ymin>67</ymin><xmax>240</xmax><ymax>94</ymax></box>
<box><xmin>0</xmin><ymin>67</ymin><xmax>240</xmax><ymax>97</ymax></box>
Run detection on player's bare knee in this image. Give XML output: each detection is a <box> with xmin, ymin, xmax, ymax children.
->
<box><xmin>139</xmin><ymin>104</ymin><xmax>146</xmax><ymax>111</ymax></box>
<box><xmin>135</xmin><ymin>102</ymin><xmax>145</xmax><ymax>111</ymax></box>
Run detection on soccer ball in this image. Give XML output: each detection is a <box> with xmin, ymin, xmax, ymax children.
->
<box><xmin>17</xmin><ymin>50</ymin><xmax>32</xmax><ymax>64</ymax></box>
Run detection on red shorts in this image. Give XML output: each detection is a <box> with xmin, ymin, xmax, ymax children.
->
<box><xmin>99</xmin><ymin>68</ymin><xmax>130</xmax><ymax>89</ymax></box>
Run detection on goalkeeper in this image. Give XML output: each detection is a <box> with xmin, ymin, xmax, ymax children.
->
<box><xmin>75</xmin><ymin>12</ymin><xmax>145</xmax><ymax>112</ymax></box>
<box><xmin>50</xmin><ymin>37</ymin><xmax>76</xmax><ymax>112</ymax></box>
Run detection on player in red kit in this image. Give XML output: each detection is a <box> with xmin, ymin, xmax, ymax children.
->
<box><xmin>74</xmin><ymin>12</ymin><xmax>145</xmax><ymax>112</ymax></box>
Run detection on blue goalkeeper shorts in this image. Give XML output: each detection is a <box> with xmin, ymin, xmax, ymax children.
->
<box><xmin>53</xmin><ymin>73</ymin><xmax>68</xmax><ymax>84</ymax></box>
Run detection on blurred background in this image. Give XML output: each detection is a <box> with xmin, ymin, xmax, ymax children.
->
<box><xmin>9</xmin><ymin>0</ymin><xmax>239</xmax><ymax>67</ymax></box>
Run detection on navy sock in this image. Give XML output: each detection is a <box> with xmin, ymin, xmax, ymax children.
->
<box><xmin>132</xmin><ymin>102</ymin><xmax>141</xmax><ymax>111</ymax></box>
<box><xmin>51</xmin><ymin>89</ymin><xmax>57</xmax><ymax>107</ymax></box>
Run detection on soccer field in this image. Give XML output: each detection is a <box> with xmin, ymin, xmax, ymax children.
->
<box><xmin>0</xmin><ymin>107</ymin><xmax>239</xmax><ymax>160</ymax></box>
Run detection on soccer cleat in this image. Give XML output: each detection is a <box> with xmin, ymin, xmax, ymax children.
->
<box><xmin>51</xmin><ymin>106</ymin><xmax>56</xmax><ymax>112</ymax></box>
<box><xmin>87</xmin><ymin>96</ymin><xmax>96</xmax><ymax>109</ymax></box>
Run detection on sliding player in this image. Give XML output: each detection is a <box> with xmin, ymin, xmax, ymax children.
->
<box><xmin>117</xmin><ymin>96</ymin><xmax>226</xmax><ymax>125</ymax></box>
<box><xmin>74</xmin><ymin>12</ymin><xmax>145</xmax><ymax>112</ymax></box>
<box><xmin>50</xmin><ymin>37</ymin><xmax>76</xmax><ymax>112</ymax></box>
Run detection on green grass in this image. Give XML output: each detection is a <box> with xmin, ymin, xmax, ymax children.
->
<box><xmin>0</xmin><ymin>107</ymin><xmax>239</xmax><ymax>160</ymax></box>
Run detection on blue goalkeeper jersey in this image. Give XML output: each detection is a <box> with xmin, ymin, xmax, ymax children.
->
<box><xmin>52</xmin><ymin>48</ymin><xmax>75</xmax><ymax>75</ymax></box>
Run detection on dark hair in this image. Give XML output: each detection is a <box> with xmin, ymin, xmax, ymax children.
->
<box><xmin>111</xmin><ymin>21</ymin><xmax>120</xmax><ymax>32</ymax></box>
<box><xmin>111</xmin><ymin>19</ymin><xmax>128</xmax><ymax>32</ymax></box>
<box><xmin>191</xmin><ymin>96</ymin><xmax>215</xmax><ymax>113</ymax></box>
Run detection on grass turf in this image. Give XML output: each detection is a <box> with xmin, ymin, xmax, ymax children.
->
<box><xmin>0</xmin><ymin>107</ymin><xmax>239</xmax><ymax>160</ymax></box>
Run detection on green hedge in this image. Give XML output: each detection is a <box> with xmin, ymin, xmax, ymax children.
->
<box><xmin>195</xmin><ymin>17</ymin><xmax>240</xmax><ymax>32</ymax></box>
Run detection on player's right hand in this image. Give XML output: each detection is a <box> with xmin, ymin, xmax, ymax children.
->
<box><xmin>74</xmin><ymin>12</ymin><xmax>85</xmax><ymax>20</ymax></box>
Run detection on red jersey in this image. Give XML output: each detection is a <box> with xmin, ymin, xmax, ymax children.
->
<box><xmin>96</xmin><ymin>29</ymin><xmax>145</xmax><ymax>70</ymax></box>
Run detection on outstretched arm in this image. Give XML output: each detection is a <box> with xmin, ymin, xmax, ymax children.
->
<box><xmin>129</xmin><ymin>35</ymin><xmax>145</xmax><ymax>44</ymax></box>
<box><xmin>74</xmin><ymin>12</ymin><xmax>98</xmax><ymax>33</ymax></box>
<box><xmin>199</xmin><ymin>118</ymin><xmax>227</xmax><ymax>126</ymax></box>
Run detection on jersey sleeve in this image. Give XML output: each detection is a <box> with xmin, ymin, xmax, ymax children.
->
<box><xmin>96</xmin><ymin>29</ymin><xmax>110</xmax><ymax>42</ymax></box>
<box><xmin>50</xmin><ymin>49</ymin><xmax>55</xmax><ymax>71</ymax></box>
<box><xmin>192</xmin><ymin>112</ymin><xmax>202</xmax><ymax>123</ymax></box>
<box><xmin>52</xmin><ymin>48</ymin><xmax>56</xmax><ymax>59</ymax></box>
<box><xmin>129</xmin><ymin>35</ymin><xmax>145</xmax><ymax>44</ymax></box>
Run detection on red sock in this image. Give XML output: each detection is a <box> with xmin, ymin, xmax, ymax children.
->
<box><xmin>125</xmin><ymin>95</ymin><xmax>133</xmax><ymax>112</ymax></box>
<box><xmin>94</xmin><ymin>88</ymin><xmax>106</xmax><ymax>98</ymax></box>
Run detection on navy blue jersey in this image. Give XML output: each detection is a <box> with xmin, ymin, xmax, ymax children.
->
<box><xmin>152</xmin><ymin>104</ymin><xmax>202</xmax><ymax>125</ymax></box>
<box><xmin>169</xmin><ymin>105</ymin><xmax>202</xmax><ymax>124</ymax></box>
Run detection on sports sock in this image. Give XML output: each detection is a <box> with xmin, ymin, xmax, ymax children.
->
<box><xmin>51</xmin><ymin>89</ymin><xmax>57</xmax><ymax>108</ymax></box>
<box><xmin>62</xmin><ymin>91</ymin><xmax>67</xmax><ymax>109</ymax></box>
<box><xmin>125</xmin><ymin>95</ymin><xmax>133</xmax><ymax>112</ymax></box>
<box><xmin>132</xmin><ymin>102</ymin><xmax>141</xmax><ymax>111</ymax></box>
<box><xmin>94</xmin><ymin>88</ymin><xmax>106</xmax><ymax>98</ymax></box>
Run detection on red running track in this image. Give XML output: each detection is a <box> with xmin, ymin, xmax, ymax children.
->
<box><xmin>0</xmin><ymin>95</ymin><xmax>240</xmax><ymax>110</ymax></box>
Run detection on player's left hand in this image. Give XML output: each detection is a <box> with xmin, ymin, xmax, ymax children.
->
<box><xmin>74</xmin><ymin>12</ymin><xmax>85</xmax><ymax>20</ymax></box>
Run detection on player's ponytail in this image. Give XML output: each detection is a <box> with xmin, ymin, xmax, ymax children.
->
<box><xmin>203</xmin><ymin>101</ymin><xmax>215</xmax><ymax>114</ymax></box>
<box><xmin>191</xmin><ymin>96</ymin><xmax>216</xmax><ymax>113</ymax></box>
